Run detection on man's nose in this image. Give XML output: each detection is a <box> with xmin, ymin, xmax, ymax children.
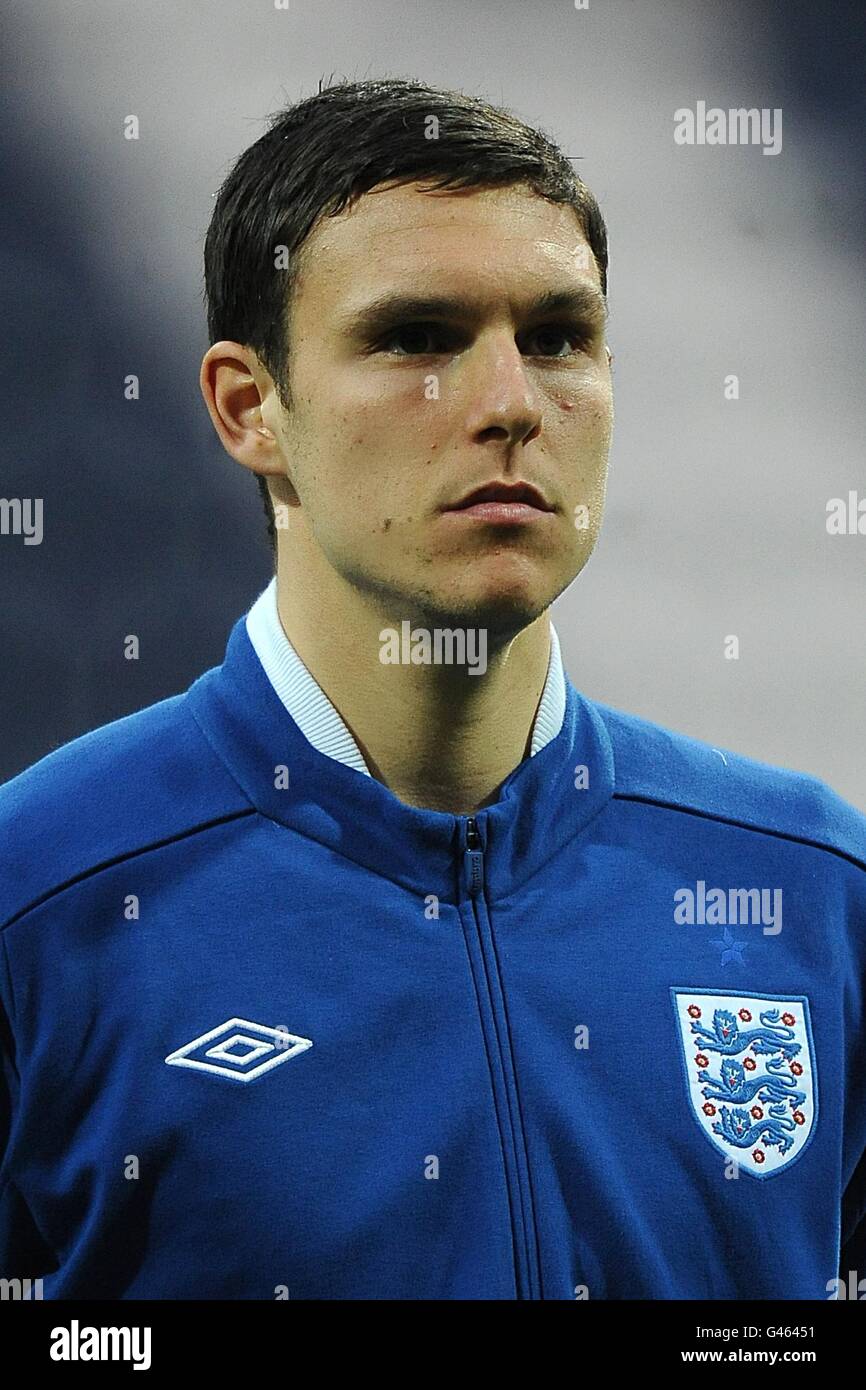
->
<box><xmin>459</xmin><ymin>333</ymin><xmax>544</xmax><ymax>448</ymax></box>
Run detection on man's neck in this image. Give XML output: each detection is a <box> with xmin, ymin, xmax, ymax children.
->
<box><xmin>272</xmin><ymin>559</ymin><xmax>552</xmax><ymax>815</ymax></box>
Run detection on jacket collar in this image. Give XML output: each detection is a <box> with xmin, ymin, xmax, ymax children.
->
<box><xmin>244</xmin><ymin>578</ymin><xmax>568</xmax><ymax>769</ymax></box>
<box><xmin>187</xmin><ymin>608</ymin><xmax>615</xmax><ymax>903</ymax></box>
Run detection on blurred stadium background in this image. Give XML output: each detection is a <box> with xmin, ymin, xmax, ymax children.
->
<box><xmin>1</xmin><ymin>0</ymin><xmax>864</xmax><ymax>809</ymax></box>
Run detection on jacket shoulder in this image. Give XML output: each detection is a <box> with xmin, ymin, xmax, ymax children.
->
<box><xmin>593</xmin><ymin>698</ymin><xmax>866</xmax><ymax>870</ymax></box>
<box><xmin>0</xmin><ymin>687</ymin><xmax>252</xmax><ymax>930</ymax></box>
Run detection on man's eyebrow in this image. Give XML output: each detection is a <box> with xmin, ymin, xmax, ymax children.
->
<box><xmin>338</xmin><ymin>284</ymin><xmax>608</xmax><ymax>337</ymax></box>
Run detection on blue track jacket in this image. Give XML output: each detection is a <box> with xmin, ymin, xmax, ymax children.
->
<box><xmin>1</xmin><ymin>614</ymin><xmax>865</xmax><ymax>1299</ymax></box>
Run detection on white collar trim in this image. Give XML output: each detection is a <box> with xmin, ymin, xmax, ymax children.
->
<box><xmin>245</xmin><ymin>577</ymin><xmax>566</xmax><ymax>776</ymax></box>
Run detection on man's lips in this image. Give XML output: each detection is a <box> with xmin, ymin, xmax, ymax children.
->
<box><xmin>443</xmin><ymin>500</ymin><xmax>553</xmax><ymax>524</ymax></box>
<box><xmin>441</xmin><ymin>480</ymin><xmax>555</xmax><ymax>524</ymax></box>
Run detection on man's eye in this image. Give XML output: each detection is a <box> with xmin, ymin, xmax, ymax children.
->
<box><xmin>521</xmin><ymin>324</ymin><xmax>587</xmax><ymax>357</ymax></box>
<box><xmin>380</xmin><ymin>324</ymin><xmax>453</xmax><ymax>355</ymax></box>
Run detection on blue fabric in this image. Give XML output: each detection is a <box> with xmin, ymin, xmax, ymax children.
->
<box><xmin>1</xmin><ymin>615</ymin><xmax>865</xmax><ymax>1299</ymax></box>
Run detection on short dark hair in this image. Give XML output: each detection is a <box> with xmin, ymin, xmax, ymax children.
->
<box><xmin>203</xmin><ymin>77</ymin><xmax>609</xmax><ymax>556</ymax></box>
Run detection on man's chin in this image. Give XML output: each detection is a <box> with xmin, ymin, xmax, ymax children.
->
<box><xmin>356</xmin><ymin>554</ymin><xmax>580</xmax><ymax>638</ymax></box>
<box><xmin>452</xmin><ymin>556</ymin><xmax>580</xmax><ymax>628</ymax></box>
<box><xmin>417</xmin><ymin>580</ymin><xmax>564</xmax><ymax>643</ymax></box>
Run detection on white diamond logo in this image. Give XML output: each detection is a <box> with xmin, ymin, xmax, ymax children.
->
<box><xmin>165</xmin><ymin>1017</ymin><xmax>313</xmax><ymax>1083</ymax></box>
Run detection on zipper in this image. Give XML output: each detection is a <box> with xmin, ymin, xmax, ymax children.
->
<box><xmin>459</xmin><ymin>814</ymin><xmax>542</xmax><ymax>1299</ymax></box>
<box><xmin>465</xmin><ymin>815</ymin><xmax>484</xmax><ymax>894</ymax></box>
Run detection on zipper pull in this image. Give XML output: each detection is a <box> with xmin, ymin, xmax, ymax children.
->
<box><xmin>464</xmin><ymin>815</ymin><xmax>485</xmax><ymax>896</ymax></box>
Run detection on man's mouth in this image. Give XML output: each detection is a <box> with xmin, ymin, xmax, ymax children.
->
<box><xmin>441</xmin><ymin>480</ymin><xmax>555</xmax><ymax>525</ymax></box>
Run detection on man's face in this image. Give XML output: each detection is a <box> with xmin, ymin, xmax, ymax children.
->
<box><xmin>273</xmin><ymin>181</ymin><xmax>613</xmax><ymax>635</ymax></box>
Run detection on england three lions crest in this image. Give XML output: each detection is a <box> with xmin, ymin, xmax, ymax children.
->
<box><xmin>671</xmin><ymin>989</ymin><xmax>818</xmax><ymax>1178</ymax></box>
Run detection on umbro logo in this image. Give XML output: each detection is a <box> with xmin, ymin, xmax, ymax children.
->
<box><xmin>164</xmin><ymin>1017</ymin><xmax>313</xmax><ymax>1084</ymax></box>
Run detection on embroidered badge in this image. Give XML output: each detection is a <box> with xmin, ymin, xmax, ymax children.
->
<box><xmin>165</xmin><ymin>1017</ymin><xmax>313</xmax><ymax>1084</ymax></box>
<box><xmin>671</xmin><ymin>988</ymin><xmax>817</xmax><ymax>1178</ymax></box>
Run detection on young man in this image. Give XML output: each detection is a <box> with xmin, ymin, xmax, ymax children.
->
<box><xmin>1</xmin><ymin>79</ymin><xmax>864</xmax><ymax>1301</ymax></box>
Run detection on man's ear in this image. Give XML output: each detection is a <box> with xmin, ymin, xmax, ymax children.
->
<box><xmin>199</xmin><ymin>341</ymin><xmax>286</xmax><ymax>479</ymax></box>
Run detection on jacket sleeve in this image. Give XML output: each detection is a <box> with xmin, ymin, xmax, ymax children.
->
<box><xmin>840</xmin><ymin>1144</ymin><xmax>866</xmax><ymax>1290</ymax></box>
<box><xmin>0</xmin><ymin>936</ymin><xmax>56</xmax><ymax>1282</ymax></box>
